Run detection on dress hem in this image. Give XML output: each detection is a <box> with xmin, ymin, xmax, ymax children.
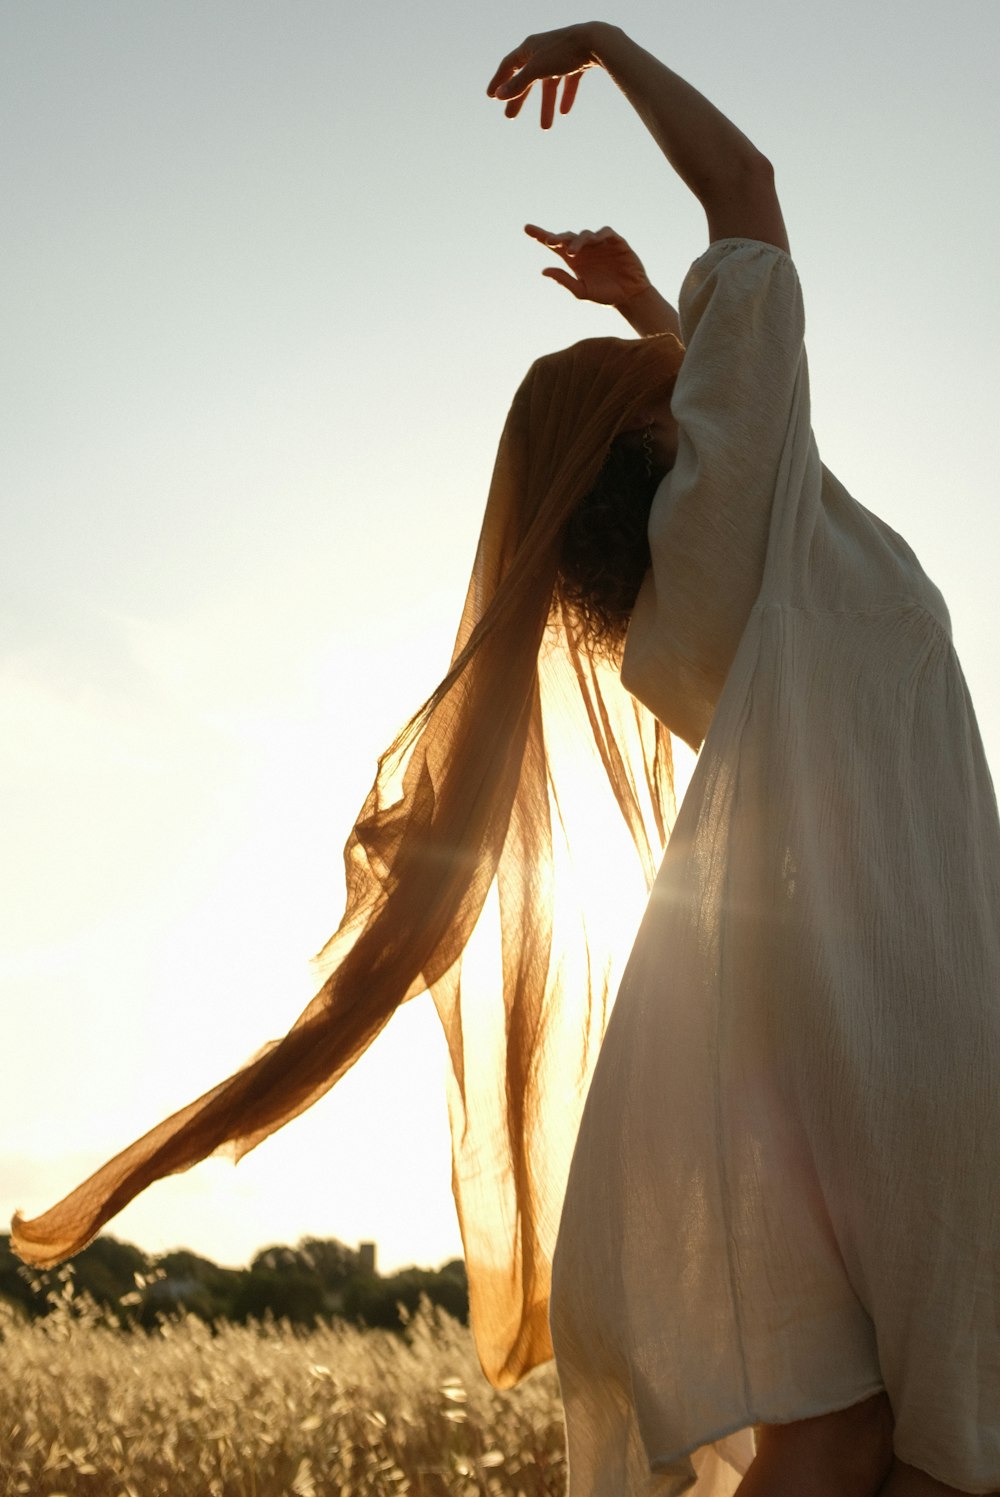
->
<box><xmin>648</xmin><ymin>1379</ymin><xmax>889</xmax><ymax>1478</ymax></box>
<box><xmin>649</xmin><ymin>1384</ymin><xmax>1000</xmax><ymax>1496</ymax></box>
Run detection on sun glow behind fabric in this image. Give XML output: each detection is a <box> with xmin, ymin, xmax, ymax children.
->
<box><xmin>2</xmin><ymin>0</ymin><xmax>998</xmax><ymax>1273</ymax></box>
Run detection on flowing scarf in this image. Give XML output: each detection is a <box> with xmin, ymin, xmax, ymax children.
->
<box><xmin>12</xmin><ymin>331</ymin><xmax>684</xmax><ymax>1387</ymax></box>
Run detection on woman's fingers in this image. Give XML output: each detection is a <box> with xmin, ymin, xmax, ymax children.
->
<box><xmin>487</xmin><ymin>28</ymin><xmax>595</xmax><ymax>124</ymax></box>
<box><xmin>540</xmin><ymin>76</ymin><xmax>559</xmax><ymax>131</ymax></box>
<box><xmin>541</xmin><ymin>267</ymin><xmax>585</xmax><ymax>297</ymax></box>
<box><xmin>524</xmin><ymin>223</ymin><xmax>556</xmax><ymax>245</ymax></box>
<box><xmin>524</xmin><ymin>224</ymin><xmax>578</xmax><ymax>245</ymax></box>
<box><xmin>488</xmin><ymin>54</ymin><xmax>538</xmax><ymax>105</ymax></box>
<box><xmin>560</xmin><ymin>72</ymin><xmax>583</xmax><ymax>115</ymax></box>
<box><xmin>525</xmin><ymin>224</ymin><xmax>618</xmax><ymax>256</ymax></box>
<box><xmin>525</xmin><ymin>226</ymin><xmax>584</xmax><ymax>264</ymax></box>
<box><xmin>495</xmin><ymin>72</ymin><xmax>577</xmax><ymax>126</ymax></box>
<box><xmin>486</xmin><ymin>44</ymin><xmax>529</xmax><ymax>98</ymax></box>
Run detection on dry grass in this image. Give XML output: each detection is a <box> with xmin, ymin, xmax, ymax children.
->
<box><xmin>0</xmin><ymin>1278</ymin><xmax>567</xmax><ymax>1496</ymax></box>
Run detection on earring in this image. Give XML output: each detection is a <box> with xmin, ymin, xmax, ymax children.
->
<box><xmin>642</xmin><ymin>425</ymin><xmax>654</xmax><ymax>479</ymax></box>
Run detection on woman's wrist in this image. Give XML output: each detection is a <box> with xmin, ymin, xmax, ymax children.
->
<box><xmin>616</xmin><ymin>284</ymin><xmax>680</xmax><ymax>339</ymax></box>
<box><xmin>586</xmin><ymin>21</ymin><xmax>629</xmax><ymax>69</ymax></box>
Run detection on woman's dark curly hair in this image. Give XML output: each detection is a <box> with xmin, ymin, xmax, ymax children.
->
<box><xmin>554</xmin><ymin>430</ymin><xmax>667</xmax><ymax>660</ymax></box>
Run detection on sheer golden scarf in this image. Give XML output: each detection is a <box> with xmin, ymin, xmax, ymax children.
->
<box><xmin>12</xmin><ymin>331</ymin><xmax>684</xmax><ymax>1387</ymax></box>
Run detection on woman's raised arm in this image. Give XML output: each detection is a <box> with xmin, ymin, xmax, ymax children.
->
<box><xmin>487</xmin><ymin>24</ymin><xmax>789</xmax><ymax>254</ymax></box>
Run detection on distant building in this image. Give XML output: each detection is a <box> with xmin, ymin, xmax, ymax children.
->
<box><xmin>359</xmin><ymin>1241</ymin><xmax>377</xmax><ymax>1276</ymax></box>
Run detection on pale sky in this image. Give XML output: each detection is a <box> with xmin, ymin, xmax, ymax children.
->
<box><xmin>2</xmin><ymin>0</ymin><xmax>998</xmax><ymax>1275</ymax></box>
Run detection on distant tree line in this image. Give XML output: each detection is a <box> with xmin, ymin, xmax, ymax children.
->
<box><xmin>0</xmin><ymin>1232</ymin><xmax>468</xmax><ymax>1333</ymax></box>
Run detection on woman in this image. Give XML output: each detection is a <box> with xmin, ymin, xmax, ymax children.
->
<box><xmin>12</xmin><ymin>22</ymin><xmax>998</xmax><ymax>1497</ymax></box>
<box><xmin>486</xmin><ymin>22</ymin><xmax>1000</xmax><ymax>1497</ymax></box>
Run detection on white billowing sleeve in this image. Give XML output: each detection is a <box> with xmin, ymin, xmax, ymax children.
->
<box><xmin>620</xmin><ymin>239</ymin><xmax>809</xmax><ymax>748</ymax></box>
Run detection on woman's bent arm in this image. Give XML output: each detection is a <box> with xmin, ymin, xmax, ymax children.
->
<box><xmin>488</xmin><ymin>23</ymin><xmax>789</xmax><ymax>254</ymax></box>
<box><xmin>594</xmin><ymin>24</ymin><xmax>789</xmax><ymax>251</ymax></box>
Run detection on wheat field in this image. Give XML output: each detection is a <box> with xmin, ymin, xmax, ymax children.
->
<box><xmin>0</xmin><ymin>1280</ymin><xmax>568</xmax><ymax>1496</ymax></box>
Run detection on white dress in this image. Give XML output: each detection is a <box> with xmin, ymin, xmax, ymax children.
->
<box><xmin>549</xmin><ymin>239</ymin><xmax>1000</xmax><ymax>1496</ymax></box>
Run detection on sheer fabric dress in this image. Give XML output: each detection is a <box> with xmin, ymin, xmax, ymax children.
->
<box><xmin>549</xmin><ymin>239</ymin><xmax>1000</xmax><ymax>1496</ymax></box>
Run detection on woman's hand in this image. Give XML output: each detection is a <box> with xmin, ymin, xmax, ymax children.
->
<box><xmin>524</xmin><ymin>223</ymin><xmax>651</xmax><ymax>305</ymax></box>
<box><xmin>487</xmin><ymin>23</ymin><xmax>610</xmax><ymax>129</ymax></box>
<box><xmin>526</xmin><ymin>224</ymin><xmax>681</xmax><ymax>338</ymax></box>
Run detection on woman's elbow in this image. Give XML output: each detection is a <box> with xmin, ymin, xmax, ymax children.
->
<box><xmin>705</xmin><ymin>151</ymin><xmax>790</xmax><ymax>253</ymax></box>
